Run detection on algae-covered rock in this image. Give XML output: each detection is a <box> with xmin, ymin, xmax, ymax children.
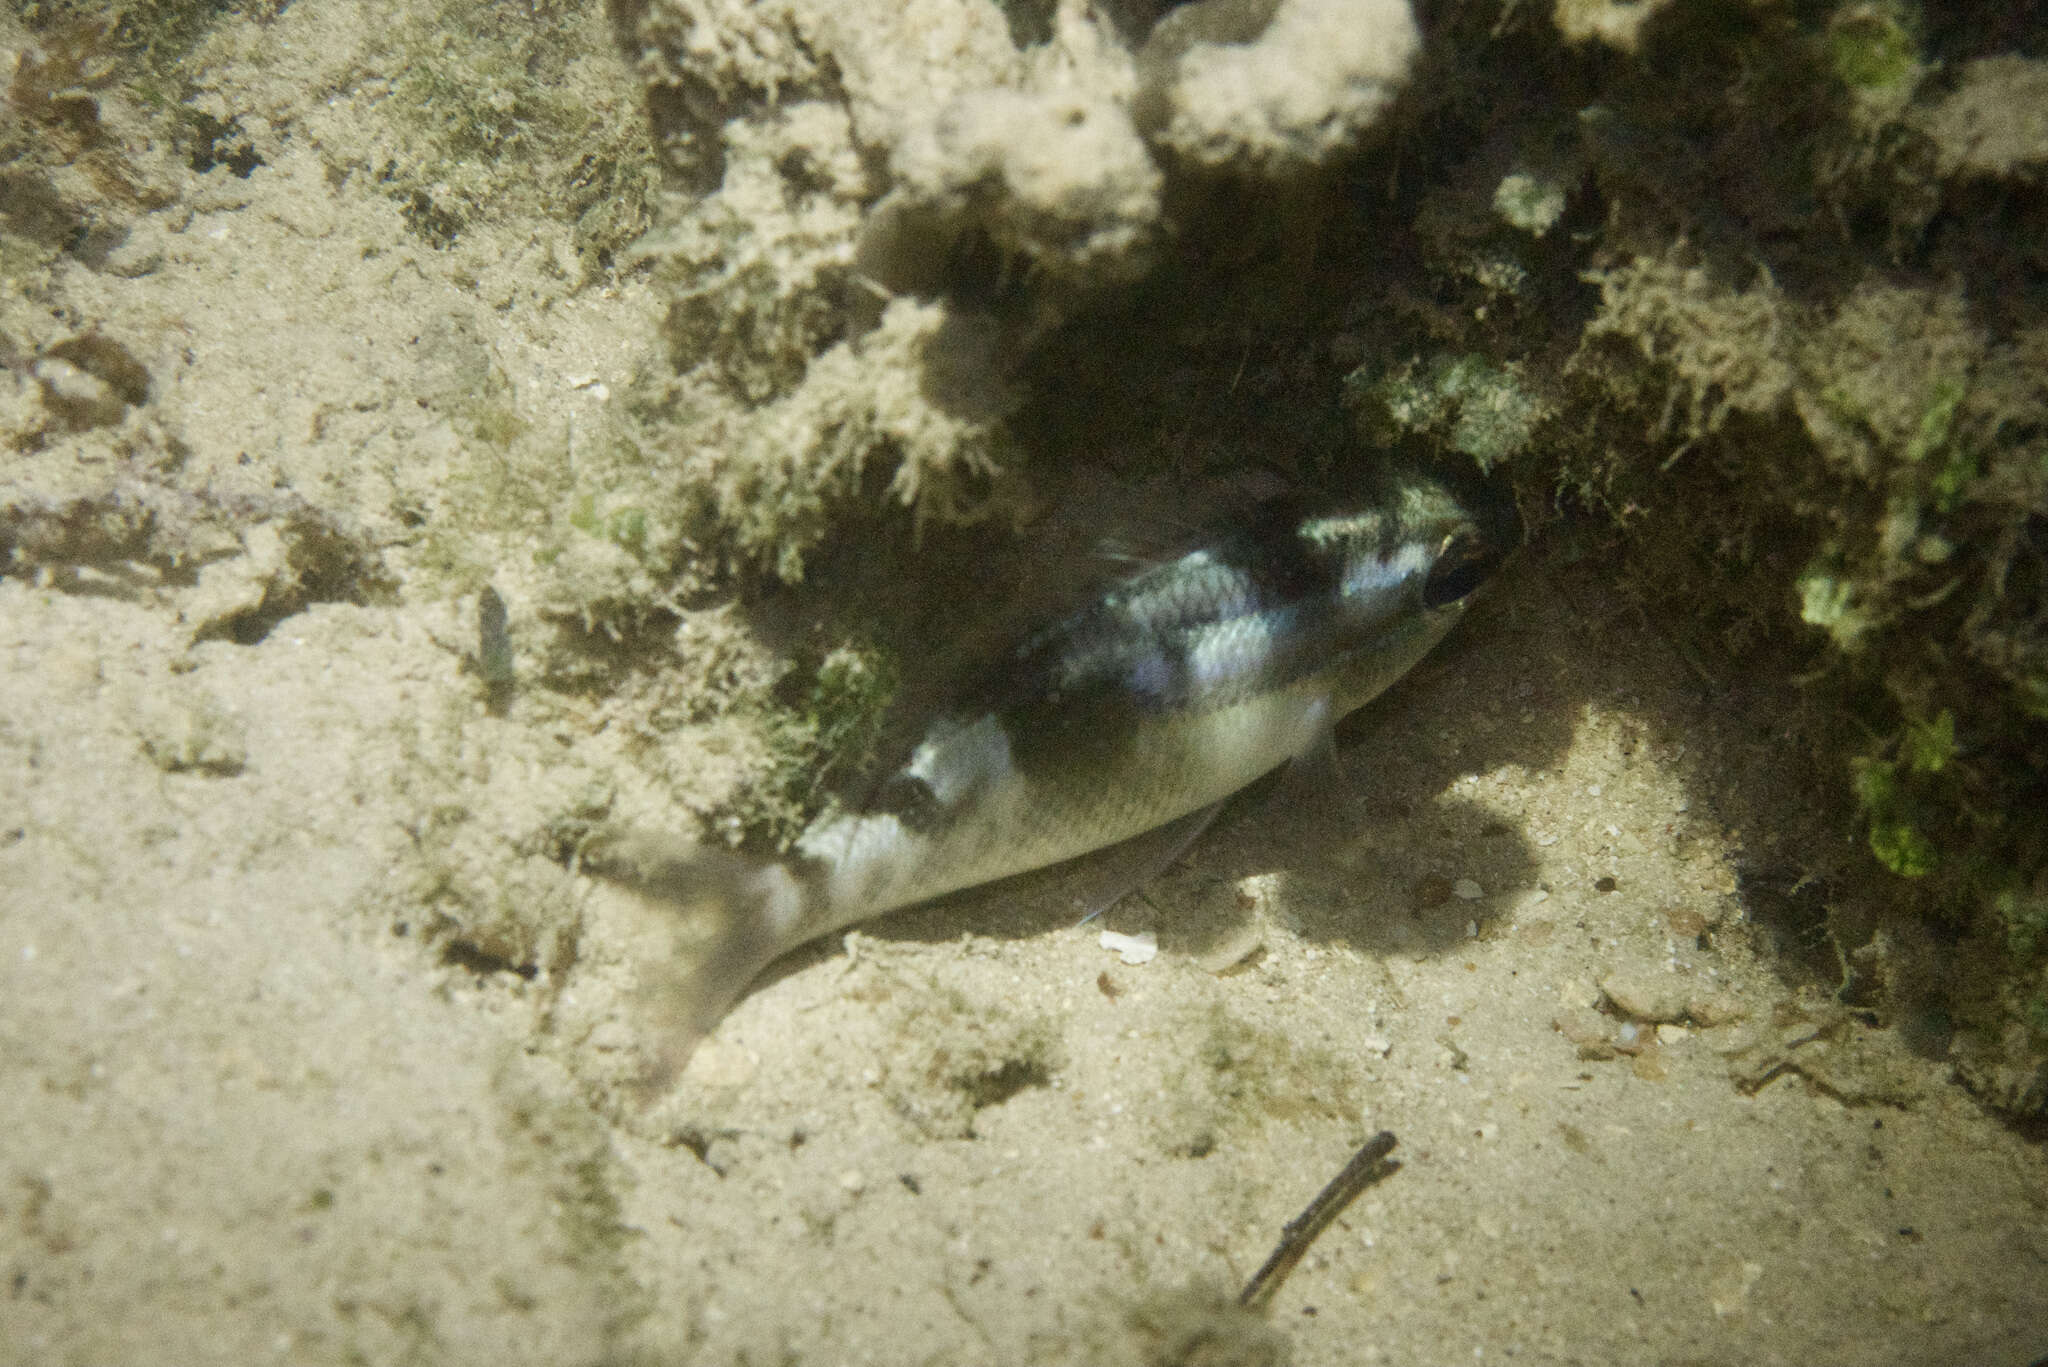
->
<box><xmin>1550</xmin><ymin>0</ymin><xmax>1680</xmax><ymax>52</ymax></box>
<box><xmin>607</xmin><ymin>0</ymin><xmax>1423</xmax><ymax>584</ymax></box>
<box><xmin>859</xmin><ymin>85</ymin><xmax>1163</xmax><ymax>301</ymax></box>
<box><xmin>1134</xmin><ymin>0</ymin><xmax>1419</xmax><ymax>178</ymax></box>
<box><xmin>1917</xmin><ymin>53</ymin><xmax>2048</xmax><ymax>181</ymax></box>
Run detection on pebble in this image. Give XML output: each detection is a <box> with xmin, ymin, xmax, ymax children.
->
<box><xmin>185</xmin><ymin>523</ymin><xmax>290</xmax><ymax>641</ymax></box>
<box><xmin>1684</xmin><ymin>991</ymin><xmax>1748</xmax><ymax>1027</ymax></box>
<box><xmin>31</xmin><ymin>356</ymin><xmax>128</xmax><ymax>427</ymax></box>
<box><xmin>1099</xmin><ymin>929</ymin><xmax>1157</xmax><ymax>966</ymax></box>
<box><xmin>1558</xmin><ymin>978</ymin><xmax>1601</xmax><ymax>1010</ymax></box>
<box><xmin>1664</xmin><ymin>906</ymin><xmax>1709</xmax><ymax>938</ymax></box>
<box><xmin>1600</xmin><ymin>968</ymin><xmax>1688</xmax><ymax>1023</ymax></box>
<box><xmin>135</xmin><ymin>690</ymin><xmax>247</xmax><ymax>776</ymax></box>
<box><xmin>685</xmin><ymin>1037</ymin><xmax>758</xmax><ymax>1089</ymax></box>
<box><xmin>1196</xmin><ymin>921</ymin><xmax>1265</xmax><ymax>975</ymax></box>
<box><xmin>1453</xmin><ymin>878</ymin><xmax>1484</xmax><ymax>901</ymax></box>
<box><xmin>1552</xmin><ymin>1008</ymin><xmax>1617</xmax><ymax>1060</ymax></box>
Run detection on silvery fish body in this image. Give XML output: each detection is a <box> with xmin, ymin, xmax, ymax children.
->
<box><xmin>614</xmin><ymin>468</ymin><xmax>1510</xmax><ymax>1083</ymax></box>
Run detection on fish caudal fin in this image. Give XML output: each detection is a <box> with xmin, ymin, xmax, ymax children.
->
<box><xmin>583</xmin><ymin>832</ymin><xmax>810</xmax><ymax>1095</ymax></box>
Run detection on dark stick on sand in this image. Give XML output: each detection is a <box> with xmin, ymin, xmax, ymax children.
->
<box><xmin>1239</xmin><ymin>1130</ymin><xmax>1401</xmax><ymax>1312</ymax></box>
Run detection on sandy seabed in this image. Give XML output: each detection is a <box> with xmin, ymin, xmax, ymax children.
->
<box><xmin>3</xmin><ymin>2</ymin><xmax>2045</xmax><ymax>1365</ymax></box>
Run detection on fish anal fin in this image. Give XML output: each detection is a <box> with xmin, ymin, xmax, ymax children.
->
<box><xmin>1263</xmin><ymin>702</ymin><xmax>1359</xmax><ymax>855</ymax></box>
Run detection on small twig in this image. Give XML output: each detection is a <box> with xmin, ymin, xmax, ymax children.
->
<box><xmin>478</xmin><ymin>584</ymin><xmax>515</xmax><ymax>715</ymax></box>
<box><xmin>1238</xmin><ymin>1131</ymin><xmax>1400</xmax><ymax>1313</ymax></box>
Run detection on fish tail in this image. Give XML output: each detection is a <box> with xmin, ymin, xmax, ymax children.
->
<box><xmin>584</xmin><ymin>833</ymin><xmax>814</xmax><ymax>1094</ymax></box>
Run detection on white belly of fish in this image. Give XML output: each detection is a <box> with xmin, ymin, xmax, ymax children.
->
<box><xmin>796</xmin><ymin>680</ymin><xmax>1337</xmax><ymax>938</ymax></box>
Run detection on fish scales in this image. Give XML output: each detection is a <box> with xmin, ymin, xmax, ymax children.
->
<box><xmin>606</xmin><ymin>468</ymin><xmax>1512</xmax><ymax>1085</ymax></box>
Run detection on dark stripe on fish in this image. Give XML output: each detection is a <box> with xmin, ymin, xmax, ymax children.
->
<box><xmin>965</xmin><ymin>496</ymin><xmax>1465</xmax><ymax>774</ymax></box>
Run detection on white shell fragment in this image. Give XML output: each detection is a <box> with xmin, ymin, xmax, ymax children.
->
<box><xmin>1099</xmin><ymin>929</ymin><xmax>1159</xmax><ymax>966</ymax></box>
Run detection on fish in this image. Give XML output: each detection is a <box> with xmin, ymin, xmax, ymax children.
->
<box><xmin>599</xmin><ymin>465</ymin><xmax>1514</xmax><ymax>1087</ymax></box>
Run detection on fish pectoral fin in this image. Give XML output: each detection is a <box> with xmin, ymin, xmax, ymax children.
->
<box><xmin>1288</xmin><ymin>711</ymin><xmax>1342</xmax><ymax>783</ymax></box>
<box><xmin>1263</xmin><ymin>707</ymin><xmax>1358</xmax><ymax>851</ymax></box>
<box><xmin>1070</xmin><ymin>798</ymin><xmax>1227</xmax><ymax>925</ymax></box>
<box><xmin>583</xmin><ymin>831</ymin><xmax>808</xmax><ymax>1097</ymax></box>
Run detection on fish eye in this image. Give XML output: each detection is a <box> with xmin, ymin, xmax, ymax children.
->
<box><xmin>1421</xmin><ymin>529</ymin><xmax>1502</xmax><ymax>609</ymax></box>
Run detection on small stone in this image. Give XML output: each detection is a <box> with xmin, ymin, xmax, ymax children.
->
<box><xmin>1553</xmin><ymin>1008</ymin><xmax>1616</xmax><ymax>1060</ymax></box>
<box><xmin>1099</xmin><ymin>929</ymin><xmax>1157</xmax><ymax>966</ymax></box>
<box><xmin>32</xmin><ymin>356</ymin><xmax>127</xmax><ymax>427</ymax></box>
<box><xmin>1558</xmin><ymin>978</ymin><xmax>1601</xmax><ymax>1010</ymax></box>
<box><xmin>684</xmin><ymin>1037</ymin><xmax>757</xmax><ymax>1088</ymax></box>
<box><xmin>1685</xmin><ymin>992</ymin><xmax>1748</xmax><ymax>1028</ymax></box>
<box><xmin>699</xmin><ymin>1138</ymin><xmax>741</xmax><ymax>1176</ymax></box>
<box><xmin>1452</xmin><ymin>878</ymin><xmax>1484</xmax><ymax>901</ymax></box>
<box><xmin>1631</xmin><ymin>1049</ymin><xmax>1669</xmax><ymax>1082</ymax></box>
<box><xmin>1656</xmin><ymin>1023</ymin><xmax>1690</xmax><ymax>1045</ymax></box>
<box><xmin>1711</xmin><ymin>1259</ymin><xmax>1764</xmax><ymax>1319</ymax></box>
<box><xmin>1601</xmin><ymin>969</ymin><xmax>1688</xmax><ymax>1023</ymax></box>
<box><xmin>103</xmin><ymin>232</ymin><xmax>167</xmax><ymax>279</ymax></box>
<box><xmin>136</xmin><ymin>691</ymin><xmax>247</xmax><ymax>776</ymax></box>
<box><xmin>1195</xmin><ymin>919</ymin><xmax>1265</xmax><ymax>975</ymax></box>
<box><xmin>185</xmin><ymin>523</ymin><xmax>290</xmax><ymax>641</ymax></box>
<box><xmin>1664</xmin><ymin>906</ymin><xmax>1709</xmax><ymax>938</ymax></box>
